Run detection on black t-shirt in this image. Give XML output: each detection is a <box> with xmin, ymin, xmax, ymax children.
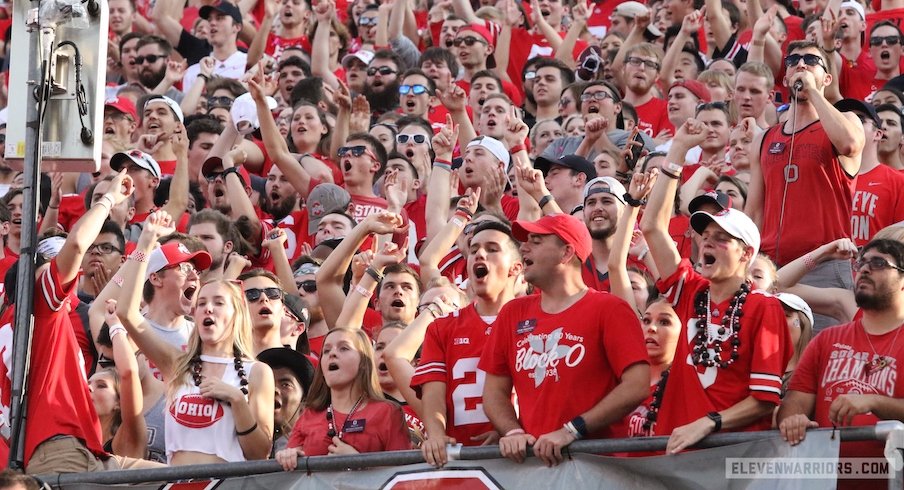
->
<box><xmin>177</xmin><ymin>29</ymin><xmax>213</xmax><ymax>66</ymax></box>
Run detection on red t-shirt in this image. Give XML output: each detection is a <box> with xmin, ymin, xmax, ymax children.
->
<box><xmin>789</xmin><ymin>320</ymin><xmax>902</xmax><ymax>467</ymax></box>
<box><xmin>263</xmin><ymin>209</ymin><xmax>311</xmax><ymax>262</ymax></box>
<box><xmin>839</xmin><ymin>50</ymin><xmax>879</xmax><ymax>101</ymax></box>
<box><xmin>669</xmin><ymin>214</ymin><xmax>693</xmax><ymax>260</ymax></box>
<box><xmin>0</xmin><ymin>260</ymin><xmax>106</xmax><ymax>467</ymax></box>
<box><xmin>653</xmin><ymin>260</ymin><xmax>792</xmax><ymax>436</ymax></box>
<box><xmin>411</xmin><ymin>305</ymin><xmax>496</xmax><ymax>445</ymax></box>
<box><xmin>265</xmin><ymin>32</ymin><xmax>307</xmax><ymax>59</ymax></box>
<box><xmin>0</xmin><ymin>255</ymin><xmax>17</xmax><ymax>300</ymax></box>
<box><xmin>506</xmin><ymin>28</ymin><xmax>589</xmax><ymax>98</ymax></box>
<box><xmin>131</xmin><ymin>209</ymin><xmax>191</xmax><ymax>233</ymax></box>
<box><xmin>852</xmin><ymin>164</ymin><xmax>904</xmax><ymax>247</ymax></box>
<box><xmin>57</xmin><ymin>193</ymin><xmax>87</xmax><ymax>232</ymax></box>
<box><xmin>286</xmin><ymin>400</ymin><xmax>410</xmax><ymax>455</ymax></box>
<box><xmin>350</xmin><ymin>194</ymin><xmax>389</xmax><ymax>223</ymax></box>
<box><xmin>634</xmin><ymin>97</ymin><xmax>673</xmax><ymax>139</ymax></box>
<box><xmin>478</xmin><ymin>290</ymin><xmax>648</xmax><ymax>437</ymax></box>
<box><xmin>758</xmin><ymin>121</ymin><xmax>857</xmax><ymax>265</ymax></box>
<box><xmin>581</xmin><ymin>255</ymin><xmax>610</xmax><ymax>292</ymax></box>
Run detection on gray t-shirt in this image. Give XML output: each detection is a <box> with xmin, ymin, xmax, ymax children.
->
<box><xmin>144</xmin><ymin>394</ymin><xmax>167</xmax><ymax>463</ymax></box>
<box><xmin>541</xmin><ymin>129</ymin><xmax>655</xmax><ymax>162</ymax></box>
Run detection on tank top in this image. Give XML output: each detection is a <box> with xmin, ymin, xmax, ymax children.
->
<box><xmin>164</xmin><ymin>355</ymin><xmax>256</xmax><ymax>463</ymax></box>
<box><xmin>144</xmin><ymin>394</ymin><xmax>167</xmax><ymax>463</ymax></box>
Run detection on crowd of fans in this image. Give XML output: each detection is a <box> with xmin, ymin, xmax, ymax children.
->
<box><xmin>0</xmin><ymin>0</ymin><xmax>902</xmax><ymax>486</ymax></box>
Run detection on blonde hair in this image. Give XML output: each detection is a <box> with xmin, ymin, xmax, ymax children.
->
<box><xmin>167</xmin><ymin>280</ymin><xmax>255</xmax><ymax>402</ymax></box>
<box><xmin>874</xmin><ymin>224</ymin><xmax>904</xmax><ymax>243</ymax></box>
<box><xmin>306</xmin><ymin>328</ymin><xmax>385</xmax><ymax>411</ymax></box>
<box><xmin>625</xmin><ymin>43</ymin><xmax>664</xmax><ymax>63</ymax></box>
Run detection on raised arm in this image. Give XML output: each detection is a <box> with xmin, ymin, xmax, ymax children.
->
<box><xmin>418</xmin><ymin>187</ymin><xmax>479</xmax><ymax>285</ymax></box>
<box><xmin>105</xmin><ymin>300</ymin><xmax>148</xmax><ymax>459</ymax></box>
<box><xmin>438</xmin><ymin>86</ymin><xmax>477</xmax><ymax>149</ymax></box>
<box><xmin>425</xmin><ymin>114</ymin><xmax>458</xmax><ymax>240</ymax></box>
<box><xmin>180</xmin><ymin>58</ymin><xmax>214</xmax><ymax>116</ymax></box>
<box><xmin>160</xmin><ymin>122</ymin><xmax>190</xmax><ymax>221</ymax></box>
<box><xmin>262</xmin><ymin>228</ymin><xmax>301</xmax><ymax>296</ymax></box>
<box><xmin>151</xmin><ymin>0</ymin><xmax>185</xmax><ymax>48</ymax></box>
<box><xmin>556</xmin><ymin>0</ymin><xmax>588</xmax><ymax>69</ymax></box>
<box><xmin>609</xmin><ymin>171</ymin><xmax>658</xmax><ymax>315</ymax></box>
<box><xmin>611</xmin><ymin>8</ymin><xmax>651</xmax><ymax>77</ymax></box>
<box><xmin>246</xmin><ymin>0</ymin><xmax>277</xmax><ymax>69</ymax></box>
<box><xmin>528</xmin><ymin>0</ymin><xmax>562</xmax><ymax>53</ymax></box>
<box><xmin>335</xmin><ymin>242</ymin><xmax>404</xmax><ymax>329</ymax></box>
<box><xmin>450</xmin><ymin>0</ymin><xmax>480</xmax><ymax>24</ymax></box>
<box><xmin>703</xmin><ymin>1</ymin><xmax>731</xmax><ymax>54</ymax></box>
<box><xmin>743</xmin><ymin>129</ymin><xmax>767</xmax><ymax>227</ymax></box>
<box><xmin>660</xmin><ymin>10</ymin><xmax>703</xmax><ymax>88</ymax></box>
<box><xmin>38</xmin><ymin>173</ymin><xmax>63</xmax><ymax>235</ymax></box>
<box><xmin>310</xmin><ymin>1</ymin><xmax>341</xmax><ymax>89</ymax></box>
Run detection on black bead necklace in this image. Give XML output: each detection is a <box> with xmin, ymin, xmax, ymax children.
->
<box><xmin>326</xmin><ymin>395</ymin><xmax>365</xmax><ymax>440</ymax></box>
<box><xmin>691</xmin><ymin>283</ymin><xmax>749</xmax><ymax>368</ymax></box>
<box><xmin>642</xmin><ymin>368</ymin><xmax>669</xmax><ymax>435</ymax></box>
<box><xmin>191</xmin><ymin>348</ymin><xmax>250</xmax><ymax>396</ymax></box>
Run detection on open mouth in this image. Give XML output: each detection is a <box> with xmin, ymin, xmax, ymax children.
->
<box><xmin>540</xmin><ymin>9</ymin><xmax>550</xmax><ymax>16</ymax></box>
<box><xmin>378</xmin><ymin>362</ymin><xmax>388</xmax><ymax>371</ymax></box>
<box><xmin>344</xmin><ymin>161</ymin><xmax>353</xmax><ymax>173</ymax></box>
<box><xmin>881</xmin><ymin>50</ymin><xmax>891</xmax><ymax>61</ymax></box>
<box><xmin>214</xmin><ymin>188</ymin><xmax>225</xmax><ymax>198</ymax></box>
<box><xmin>259</xmin><ymin>307</ymin><xmax>273</xmax><ymax>315</ymax></box>
<box><xmin>270</xmin><ymin>191</ymin><xmax>281</xmax><ymax>203</ymax></box>
<box><xmin>391</xmin><ymin>299</ymin><xmax>405</xmax><ymax>308</ymax></box>
<box><xmin>147</xmin><ymin>121</ymin><xmax>160</xmax><ymax>130</ymax></box>
<box><xmin>11</xmin><ymin>219</ymin><xmax>21</xmax><ymax>226</ymax></box>
<box><xmin>486</xmin><ymin>120</ymin><xmax>497</xmax><ymax>128</ymax></box>
<box><xmin>184</xmin><ymin>285</ymin><xmax>198</xmax><ymax>300</ymax></box>
<box><xmin>406</xmin><ymin>100</ymin><xmax>416</xmax><ymax>110</ymax></box>
<box><xmin>524</xmin><ymin>258</ymin><xmax>534</xmax><ymax>267</ymax></box>
<box><xmin>328</xmin><ymin>362</ymin><xmax>339</xmax><ymax>371</ymax></box>
<box><xmin>373</xmin><ymin>80</ymin><xmax>384</xmax><ymax>88</ymax></box>
<box><xmin>702</xmin><ymin>253</ymin><xmax>716</xmax><ymax>266</ymax></box>
<box><xmin>405</xmin><ymin>149</ymin><xmax>414</xmax><ymax>158</ymax></box>
<box><xmin>274</xmin><ymin>399</ymin><xmax>283</xmax><ymax>410</ymax></box>
<box><xmin>445</xmin><ymin>39</ymin><xmax>454</xmax><ymax>48</ymax></box>
<box><xmin>473</xmin><ymin>264</ymin><xmax>489</xmax><ymax>278</ymax></box>
<box><xmin>202</xmin><ymin>317</ymin><xmax>215</xmax><ymax>326</ymax></box>
<box><xmin>587</xmin><ymin>105</ymin><xmax>600</xmax><ymax>114</ymax></box>
<box><xmin>104</xmin><ymin>125</ymin><xmax>115</xmax><ymax>135</ymax></box>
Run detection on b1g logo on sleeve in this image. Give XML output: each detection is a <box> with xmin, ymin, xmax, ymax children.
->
<box><xmin>515</xmin><ymin>328</ymin><xmax>586</xmax><ymax>387</ymax></box>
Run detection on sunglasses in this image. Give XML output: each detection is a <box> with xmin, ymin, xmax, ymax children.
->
<box><xmin>784</xmin><ymin>53</ymin><xmax>828</xmax><ymax>71</ymax></box>
<box><xmin>98</xmin><ymin>356</ymin><xmax>115</xmax><ymax>369</ymax></box>
<box><xmin>244</xmin><ymin>287</ymin><xmax>285</xmax><ymax>302</ymax></box>
<box><xmin>207</xmin><ymin>96</ymin><xmax>234</xmax><ymax>109</ymax></box>
<box><xmin>297</xmin><ymin>280</ymin><xmax>317</xmax><ymax>293</ymax></box>
<box><xmin>87</xmin><ymin>243</ymin><xmax>123</xmax><ymax>255</ymax></box>
<box><xmin>337</xmin><ymin>145</ymin><xmax>375</xmax><ymax>159</ymax></box>
<box><xmin>367</xmin><ymin>66</ymin><xmax>397</xmax><ymax>77</ymax></box>
<box><xmin>870</xmin><ymin>35</ymin><xmax>902</xmax><ymax>47</ymax></box>
<box><xmin>580</xmin><ymin>91</ymin><xmax>613</xmax><ymax>102</ymax></box>
<box><xmin>853</xmin><ymin>256</ymin><xmax>904</xmax><ymax>273</ymax></box>
<box><xmin>453</xmin><ymin>36</ymin><xmax>486</xmax><ymax>47</ymax></box>
<box><xmin>524</xmin><ymin>71</ymin><xmax>537</xmax><ymax>80</ymax></box>
<box><xmin>133</xmin><ymin>54</ymin><xmax>165</xmax><ymax>65</ymax></box>
<box><xmin>396</xmin><ymin>134</ymin><xmax>428</xmax><ymax>145</ymax></box>
<box><xmin>205</xmin><ymin>171</ymin><xmax>225</xmax><ymax>182</ymax></box>
<box><xmin>358</xmin><ymin>16</ymin><xmax>378</xmax><ymax>26</ymax></box>
<box><xmin>399</xmin><ymin>84</ymin><xmax>429</xmax><ymax>96</ymax></box>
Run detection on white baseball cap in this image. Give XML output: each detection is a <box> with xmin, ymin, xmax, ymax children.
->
<box><xmin>342</xmin><ymin>50</ymin><xmax>375</xmax><ymax>68</ymax></box>
<box><xmin>466</xmin><ymin>136</ymin><xmax>510</xmax><ymax>166</ymax></box>
<box><xmin>583</xmin><ymin>176</ymin><xmax>627</xmax><ymax>205</ymax></box>
<box><xmin>776</xmin><ymin>293</ymin><xmax>814</xmax><ymax>327</ymax></box>
<box><xmin>690</xmin><ymin>208</ymin><xmax>761</xmax><ymax>258</ymax></box>
<box><xmin>145</xmin><ymin>95</ymin><xmax>184</xmax><ymax>123</ymax></box>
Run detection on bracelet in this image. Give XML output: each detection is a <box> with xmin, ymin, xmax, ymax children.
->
<box><xmin>353</xmin><ymin>284</ymin><xmax>371</xmax><ymax>297</ymax></box>
<box><xmin>433</xmin><ymin>159</ymin><xmax>452</xmax><ymax>172</ymax></box>
<box><xmin>236</xmin><ymin>421</ymin><xmax>258</xmax><ymax>436</ymax></box>
<box><xmin>562</xmin><ymin>421</ymin><xmax>582</xmax><ymax>439</ymax></box>
<box><xmin>637</xmin><ymin>247</ymin><xmax>649</xmax><ymax>261</ymax></box>
<box><xmin>365</xmin><ymin>267</ymin><xmax>383</xmax><ymax>283</ymax></box>
<box><xmin>570</xmin><ymin>415</ymin><xmax>588</xmax><ymax>438</ymax></box>
<box><xmin>47</xmin><ymin>204</ymin><xmax>59</xmax><ymax>210</ymax></box>
<box><xmin>454</xmin><ymin>206</ymin><xmax>474</xmax><ymax>219</ymax></box>
<box><xmin>128</xmin><ymin>251</ymin><xmax>149</xmax><ymax>263</ymax></box>
<box><xmin>510</xmin><ymin>144</ymin><xmax>526</xmax><ymax>154</ymax></box>
<box><xmin>538</xmin><ymin>194</ymin><xmax>555</xmax><ymax>209</ymax></box>
<box><xmin>706</xmin><ymin>412</ymin><xmax>722</xmax><ymax>432</ymax></box>
<box><xmin>197</xmin><ymin>73</ymin><xmax>210</xmax><ymax>81</ymax></box>
<box><xmin>660</xmin><ymin>168</ymin><xmax>681</xmax><ymax>180</ymax></box>
<box><xmin>803</xmin><ymin>253</ymin><xmax>817</xmax><ymax>271</ymax></box>
<box><xmin>108</xmin><ymin>324</ymin><xmax>128</xmax><ymax>339</ymax></box>
<box><xmin>623</xmin><ymin>192</ymin><xmax>647</xmax><ymax>207</ymax></box>
<box><xmin>94</xmin><ymin>197</ymin><xmax>113</xmax><ymax>212</ymax></box>
<box><xmin>504</xmin><ymin>428</ymin><xmax>525</xmax><ymax>437</ymax></box>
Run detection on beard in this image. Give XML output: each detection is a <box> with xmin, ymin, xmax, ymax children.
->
<box><xmin>263</xmin><ymin>193</ymin><xmax>298</xmax><ymax>221</ymax></box>
<box><xmin>855</xmin><ymin>284</ymin><xmax>894</xmax><ymax>311</ymax></box>
<box><xmin>139</xmin><ymin>68</ymin><xmax>166</xmax><ymax>90</ymax></box>
<box><xmin>364</xmin><ymin>78</ymin><xmax>401</xmax><ymax>114</ymax></box>
<box><xmin>588</xmin><ymin>223</ymin><xmax>615</xmax><ymax>240</ymax></box>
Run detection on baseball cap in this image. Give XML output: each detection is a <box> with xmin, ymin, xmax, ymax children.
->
<box><xmin>459</xmin><ymin>24</ymin><xmax>495</xmax><ymax>47</ymax></box>
<box><xmin>342</xmin><ymin>50</ymin><xmax>375</xmax><ymax>68</ymax></box>
<box><xmin>688</xmin><ymin>190</ymin><xmax>732</xmax><ymax>215</ymax></box>
<box><xmin>201</xmin><ymin>156</ymin><xmax>251</xmax><ymax>187</ymax></box>
<box><xmin>282</xmin><ymin>294</ymin><xmax>310</xmax><ymax>325</ymax></box>
<box><xmin>105</xmin><ymin>96</ymin><xmax>138</xmax><ymax>121</ymax></box>
<box><xmin>145</xmin><ymin>242</ymin><xmax>213</xmax><ymax>280</ymax></box>
<box><xmin>257</xmin><ymin>347</ymin><xmax>315</xmax><ymax>396</ymax></box>
<box><xmin>690</xmin><ymin>208</ymin><xmax>761</xmax><ymax>257</ymax></box>
<box><xmin>110</xmin><ymin>149</ymin><xmax>162</xmax><ymax>178</ymax></box>
<box><xmin>840</xmin><ymin>1</ymin><xmax>865</xmax><ymax>20</ymax></box>
<box><xmin>249</xmin><ymin>174</ymin><xmax>267</xmax><ymax>195</ymax></box>
<box><xmin>307</xmin><ymin>183</ymin><xmax>352</xmax><ymax>234</ymax></box>
<box><xmin>583</xmin><ymin>176</ymin><xmax>627</xmax><ymax>205</ymax></box>
<box><xmin>775</xmin><ymin>293</ymin><xmax>814</xmax><ymax>327</ymax></box>
<box><xmin>37</xmin><ymin>236</ymin><xmax>66</xmax><ymax>258</ymax></box>
<box><xmin>199</xmin><ymin>0</ymin><xmax>243</xmax><ymax>24</ymax></box>
<box><xmin>466</xmin><ymin>136</ymin><xmax>510</xmax><ymax>166</ymax></box>
<box><xmin>144</xmin><ymin>95</ymin><xmax>184</xmax><ymax>123</ymax></box>
<box><xmin>669</xmin><ymin>79</ymin><xmax>712</xmax><ymax>103</ymax></box>
<box><xmin>535</xmin><ymin>155</ymin><xmax>597</xmax><ymax>179</ymax></box>
<box><xmin>834</xmin><ymin>98</ymin><xmax>882</xmax><ymax>126</ymax></box>
<box><xmin>512</xmin><ymin>214</ymin><xmax>593</xmax><ymax>261</ymax></box>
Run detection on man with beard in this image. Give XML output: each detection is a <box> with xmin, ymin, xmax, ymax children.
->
<box><xmin>615</xmin><ymin>43</ymin><xmax>672</xmax><ymax>139</ymax></box>
<box><xmin>134</xmin><ymin>36</ymin><xmax>184</xmax><ymax>102</ymax></box>
<box><xmin>416</xmin><ymin>221</ymin><xmax>523</xmax><ymax>467</ymax></box>
<box><xmin>239</xmin><ymin>269</ymin><xmax>289</xmax><ymax>354</ymax></box>
<box><xmin>364</xmin><ymin>51</ymin><xmax>403</xmax><ymax>120</ymax></box>
<box><xmin>578</xmin><ymin>176</ymin><xmax>626</xmax><ymax>292</ymax></box>
<box><xmin>188</xmin><ymin>209</ymin><xmax>238</xmax><ymax>282</ymax></box>
<box><xmin>779</xmin><ymin>238</ymin><xmax>904</xmax><ymax>474</ymax></box>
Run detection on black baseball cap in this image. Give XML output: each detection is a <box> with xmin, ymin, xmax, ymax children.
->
<box><xmin>258</xmin><ymin>347</ymin><xmax>314</xmax><ymax>396</ymax></box>
<box><xmin>200</xmin><ymin>1</ymin><xmax>243</xmax><ymax>24</ymax></box>
<box><xmin>688</xmin><ymin>190</ymin><xmax>732</xmax><ymax>215</ymax></box>
<box><xmin>534</xmin><ymin>155</ymin><xmax>597</xmax><ymax>179</ymax></box>
<box><xmin>834</xmin><ymin>98</ymin><xmax>881</xmax><ymax>126</ymax></box>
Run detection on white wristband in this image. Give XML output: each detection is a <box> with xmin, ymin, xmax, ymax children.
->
<box><xmin>108</xmin><ymin>323</ymin><xmax>127</xmax><ymax>339</ymax></box>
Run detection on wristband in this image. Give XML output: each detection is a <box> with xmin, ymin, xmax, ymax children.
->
<box><xmin>570</xmin><ymin>416</ymin><xmax>588</xmax><ymax>438</ymax></box>
<box><xmin>504</xmin><ymin>428</ymin><xmax>526</xmax><ymax>437</ymax></box>
<box><xmin>663</xmin><ymin>161</ymin><xmax>683</xmax><ymax>174</ymax></box>
<box><xmin>510</xmin><ymin>144</ymin><xmax>526</xmax><ymax>154</ymax></box>
<box><xmin>660</xmin><ymin>169</ymin><xmax>681</xmax><ymax>180</ymax></box>
<box><xmin>128</xmin><ymin>251</ymin><xmax>149</xmax><ymax>263</ymax></box>
<box><xmin>707</xmin><ymin>411</ymin><xmax>722</xmax><ymax>432</ymax></box>
<box><xmin>223</xmin><ymin>166</ymin><xmax>242</xmax><ymax>178</ymax></box>
<box><xmin>563</xmin><ymin>421</ymin><xmax>582</xmax><ymax>439</ymax></box>
<box><xmin>454</xmin><ymin>206</ymin><xmax>474</xmax><ymax>219</ymax></box>
<box><xmin>451</xmin><ymin>217</ymin><xmax>466</xmax><ymax>228</ymax></box>
<box><xmin>236</xmin><ymin>421</ymin><xmax>258</xmax><ymax>436</ymax></box>
<box><xmin>433</xmin><ymin>159</ymin><xmax>452</xmax><ymax>172</ymax></box>
<box><xmin>365</xmin><ymin>267</ymin><xmax>383</xmax><ymax>283</ymax></box>
<box><xmin>197</xmin><ymin>73</ymin><xmax>210</xmax><ymax>81</ymax></box>
<box><xmin>538</xmin><ymin>194</ymin><xmax>555</xmax><ymax>209</ymax></box>
<box><xmin>623</xmin><ymin>192</ymin><xmax>647</xmax><ymax>207</ymax></box>
<box><xmin>109</xmin><ymin>324</ymin><xmax>128</xmax><ymax>339</ymax></box>
<box><xmin>637</xmin><ymin>247</ymin><xmax>649</xmax><ymax>261</ymax></box>
<box><xmin>353</xmin><ymin>284</ymin><xmax>371</xmax><ymax>297</ymax></box>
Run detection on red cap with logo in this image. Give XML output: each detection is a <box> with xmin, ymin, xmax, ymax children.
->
<box><xmin>512</xmin><ymin>214</ymin><xmax>592</xmax><ymax>261</ymax></box>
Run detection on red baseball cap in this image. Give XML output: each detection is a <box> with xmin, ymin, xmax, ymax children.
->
<box><xmin>145</xmin><ymin>242</ymin><xmax>212</xmax><ymax>280</ymax></box>
<box><xmin>104</xmin><ymin>96</ymin><xmax>138</xmax><ymax>121</ymax></box>
<box><xmin>669</xmin><ymin>79</ymin><xmax>711</xmax><ymax>103</ymax></box>
<box><xmin>512</xmin><ymin>214</ymin><xmax>592</xmax><ymax>261</ymax></box>
<box><xmin>460</xmin><ymin>24</ymin><xmax>495</xmax><ymax>47</ymax></box>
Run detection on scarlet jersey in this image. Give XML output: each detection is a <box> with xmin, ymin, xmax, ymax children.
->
<box><xmin>758</xmin><ymin>121</ymin><xmax>857</xmax><ymax>265</ymax></box>
<box><xmin>653</xmin><ymin>260</ymin><xmax>792</xmax><ymax>436</ymax></box>
<box><xmin>788</xmin><ymin>320</ymin><xmax>903</xmax><ymax>461</ymax></box>
<box><xmin>404</xmin><ymin>196</ymin><xmax>427</xmax><ymax>243</ymax></box>
<box><xmin>581</xmin><ymin>256</ymin><xmax>610</xmax><ymax>292</ymax></box>
<box><xmin>852</xmin><ymin>164</ymin><xmax>904</xmax><ymax>247</ymax></box>
<box><xmin>410</xmin><ymin>305</ymin><xmax>496</xmax><ymax>445</ymax></box>
<box><xmin>838</xmin><ymin>50</ymin><xmax>878</xmax><ymax>102</ymax></box>
<box><xmin>438</xmin><ymin>247</ymin><xmax>468</xmax><ymax>290</ymax></box>
<box><xmin>625</xmin><ymin>388</ymin><xmax>656</xmax><ymax>437</ymax></box>
<box><xmin>0</xmin><ymin>260</ymin><xmax>106</xmax><ymax>466</ymax></box>
<box><xmin>265</xmin><ymin>32</ymin><xmax>307</xmax><ymax>59</ymax></box>
<box><xmin>262</xmin><ymin>209</ymin><xmax>311</xmax><ymax>262</ymax></box>
<box><xmin>350</xmin><ymin>194</ymin><xmax>389</xmax><ymax>223</ymax></box>
<box><xmin>478</xmin><ymin>290</ymin><xmax>649</xmax><ymax>438</ymax></box>
<box><xmin>669</xmin><ymin>214</ymin><xmax>693</xmax><ymax>260</ymax></box>
<box><xmin>586</xmin><ymin>0</ymin><xmax>621</xmax><ymax>38</ymax></box>
<box><xmin>505</xmin><ymin>28</ymin><xmax>589</xmax><ymax>98</ymax></box>
<box><xmin>286</xmin><ymin>400</ymin><xmax>410</xmax><ymax>455</ymax></box>
<box><xmin>634</xmin><ymin>98</ymin><xmax>673</xmax><ymax>139</ymax></box>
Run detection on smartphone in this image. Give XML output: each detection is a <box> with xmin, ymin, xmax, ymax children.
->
<box><xmin>624</xmin><ymin>131</ymin><xmax>644</xmax><ymax>171</ymax></box>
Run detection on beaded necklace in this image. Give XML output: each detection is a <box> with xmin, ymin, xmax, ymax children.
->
<box><xmin>642</xmin><ymin>368</ymin><xmax>669</xmax><ymax>435</ymax></box>
<box><xmin>691</xmin><ymin>283</ymin><xmax>750</xmax><ymax>368</ymax></box>
<box><xmin>327</xmin><ymin>395</ymin><xmax>365</xmax><ymax>440</ymax></box>
<box><xmin>191</xmin><ymin>348</ymin><xmax>250</xmax><ymax>397</ymax></box>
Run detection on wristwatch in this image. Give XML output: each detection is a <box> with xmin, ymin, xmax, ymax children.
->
<box><xmin>707</xmin><ymin>411</ymin><xmax>722</xmax><ymax>432</ymax></box>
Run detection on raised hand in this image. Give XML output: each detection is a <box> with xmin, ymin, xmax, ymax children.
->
<box><xmin>349</xmin><ymin>95</ymin><xmax>371</xmax><ymax>133</ymax></box>
<box><xmin>504</xmin><ymin>107</ymin><xmax>529</xmax><ymax>149</ymax></box>
<box><xmin>681</xmin><ymin>8</ymin><xmax>705</xmax><ymax>36</ymax></box>
<box><xmin>383</xmin><ymin>172</ymin><xmax>410</xmax><ymax>210</ymax></box>
<box><xmin>753</xmin><ymin>5</ymin><xmax>778</xmax><ymax>38</ymax></box>
<box><xmin>584</xmin><ymin>117</ymin><xmax>608</xmax><ymax>143</ymax></box>
<box><xmin>432</xmin><ymin>113</ymin><xmax>459</xmax><ymax>161</ymax></box>
<box><xmin>199</xmin><ymin>57</ymin><xmax>216</xmax><ymax>80</ymax></box>
<box><xmin>456</xmin><ymin>186</ymin><xmax>481</xmax><ymax>216</ymax></box>
<box><xmin>171</xmin><ymin>122</ymin><xmax>189</xmax><ymax>157</ymax></box>
<box><xmin>106</xmin><ymin>169</ymin><xmax>135</xmax><ymax>205</ymax></box>
<box><xmin>164</xmin><ymin>59</ymin><xmax>187</xmax><ymax>85</ymax></box>
<box><xmin>143</xmin><ymin>209</ymin><xmax>176</xmax><ymax>240</ymax></box>
<box><xmin>363</xmin><ymin>211</ymin><xmax>404</xmax><ymax>235</ymax></box>
<box><xmin>515</xmin><ymin>164</ymin><xmax>548</xmax><ymax>203</ymax></box>
<box><xmin>351</xmin><ymin>250</ymin><xmax>374</xmax><ymax>283</ymax></box>
<box><xmin>335</xmin><ymin>80</ymin><xmax>352</xmax><ymax>112</ymax></box>
<box><xmin>314</xmin><ymin>0</ymin><xmax>333</xmax><ymax>23</ymax></box>
<box><xmin>628</xmin><ymin>168</ymin><xmax>658</xmax><ymax>201</ymax></box>
<box><xmin>262</xmin><ymin>227</ymin><xmax>289</xmax><ymax>251</ymax></box>
<box><xmin>673</xmin><ymin>118</ymin><xmax>708</xmax><ymax>149</ymax></box>
<box><xmin>137</xmin><ymin>132</ymin><xmax>167</xmax><ymax>155</ymax></box>
<box><xmin>437</xmin><ymin>85</ymin><xmax>468</xmax><ymax>114</ymax></box>
<box><xmin>372</xmin><ymin>242</ymin><xmax>406</xmax><ymax>269</ymax></box>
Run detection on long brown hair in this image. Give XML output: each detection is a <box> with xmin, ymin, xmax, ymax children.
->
<box><xmin>306</xmin><ymin>328</ymin><xmax>384</xmax><ymax>411</ymax></box>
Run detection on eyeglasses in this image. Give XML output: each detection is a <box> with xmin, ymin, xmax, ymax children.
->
<box><xmin>396</xmin><ymin>134</ymin><xmax>428</xmax><ymax>145</ymax></box>
<box><xmin>558</xmin><ymin>98</ymin><xmax>573</xmax><ymax>107</ymax></box>
<box><xmin>87</xmin><ymin>243</ymin><xmax>123</xmax><ymax>255</ymax></box>
<box><xmin>165</xmin><ymin>262</ymin><xmax>198</xmax><ymax>276</ymax></box>
<box><xmin>784</xmin><ymin>53</ymin><xmax>828</xmax><ymax>71</ymax></box>
<box><xmin>453</xmin><ymin>36</ymin><xmax>486</xmax><ymax>47</ymax></box>
<box><xmin>367</xmin><ymin>66</ymin><xmax>397</xmax><ymax>77</ymax></box>
<box><xmin>870</xmin><ymin>35</ymin><xmax>902</xmax><ymax>47</ymax></box>
<box><xmin>244</xmin><ymin>287</ymin><xmax>285</xmax><ymax>302</ymax></box>
<box><xmin>626</xmin><ymin>56</ymin><xmax>660</xmax><ymax>70</ymax></box>
<box><xmin>133</xmin><ymin>54</ymin><xmax>166</xmax><ymax>65</ymax></box>
<box><xmin>297</xmin><ymin>280</ymin><xmax>317</xmax><ymax>293</ymax></box>
<box><xmin>853</xmin><ymin>256</ymin><xmax>904</xmax><ymax>273</ymax></box>
<box><xmin>580</xmin><ymin>91</ymin><xmax>613</xmax><ymax>102</ymax></box>
<box><xmin>358</xmin><ymin>16</ymin><xmax>378</xmax><ymax>26</ymax></box>
<box><xmin>399</xmin><ymin>84</ymin><xmax>429</xmax><ymax>96</ymax></box>
<box><xmin>207</xmin><ymin>96</ymin><xmax>234</xmax><ymax>109</ymax></box>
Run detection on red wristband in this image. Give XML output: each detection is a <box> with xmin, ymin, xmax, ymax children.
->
<box><xmin>510</xmin><ymin>144</ymin><xmax>526</xmax><ymax>154</ymax></box>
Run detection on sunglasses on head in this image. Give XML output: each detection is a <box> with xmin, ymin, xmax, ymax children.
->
<box><xmin>337</xmin><ymin>145</ymin><xmax>373</xmax><ymax>158</ymax></box>
<box><xmin>207</xmin><ymin>96</ymin><xmax>234</xmax><ymax>109</ymax></box>
<box><xmin>784</xmin><ymin>53</ymin><xmax>827</xmax><ymax>70</ymax></box>
<box><xmin>244</xmin><ymin>287</ymin><xmax>285</xmax><ymax>302</ymax></box>
<box><xmin>453</xmin><ymin>36</ymin><xmax>485</xmax><ymax>47</ymax></box>
<box><xmin>133</xmin><ymin>54</ymin><xmax>165</xmax><ymax>65</ymax></box>
<box><xmin>870</xmin><ymin>35</ymin><xmax>902</xmax><ymax>47</ymax></box>
<box><xmin>399</xmin><ymin>84</ymin><xmax>429</xmax><ymax>96</ymax></box>
<box><xmin>396</xmin><ymin>134</ymin><xmax>428</xmax><ymax>145</ymax></box>
<box><xmin>297</xmin><ymin>280</ymin><xmax>317</xmax><ymax>293</ymax></box>
<box><xmin>367</xmin><ymin>66</ymin><xmax>397</xmax><ymax>77</ymax></box>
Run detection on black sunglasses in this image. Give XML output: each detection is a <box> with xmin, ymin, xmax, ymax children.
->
<box><xmin>98</xmin><ymin>356</ymin><xmax>115</xmax><ymax>369</ymax></box>
<box><xmin>133</xmin><ymin>54</ymin><xmax>165</xmax><ymax>65</ymax></box>
<box><xmin>297</xmin><ymin>280</ymin><xmax>317</xmax><ymax>293</ymax></box>
<box><xmin>870</xmin><ymin>35</ymin><xmax>901</xmax><ymax>47</ymax></box>
<box><xmin>244</xmin><ymin>287</ymin><xmax>285</xmax><ymax>302</ymax></box>
<box><xmin>367</xmin><ymin>66</ymin><xmax>397</xmax><ymax>77</ymax></box>
<box><xmin>784</xmin><ymin>53</ymin><xmax>828</xmax><ymax>71</ymax></box>
<box><xmin>853</xmin><ymin>256</ymin><xmax>904</xmax><ymax>273</ymax></box>
<box><xmin>453</xmin><ymin>36</ymin><xmax>485</xmax><ymax>47</ymax></box>
<box><xmin>338</xmin><ymin>145</ymin><xmax>371</xmax><ymax>158</ymax></box>
<box><xmin>207</xmin><ymin>96</ymin><xmax>234</xmax><ymax>109</ymax></box>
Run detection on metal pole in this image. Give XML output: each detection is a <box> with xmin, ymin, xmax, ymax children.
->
<box><xmin>6</xmin><ymin>2</ymin><xmax>45</xmax><ymax>470</ymax></box>
<box><xmin>44</xmin><ymin>427</ymin><xmax>884</xmax><ymax>486</ymax></box>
